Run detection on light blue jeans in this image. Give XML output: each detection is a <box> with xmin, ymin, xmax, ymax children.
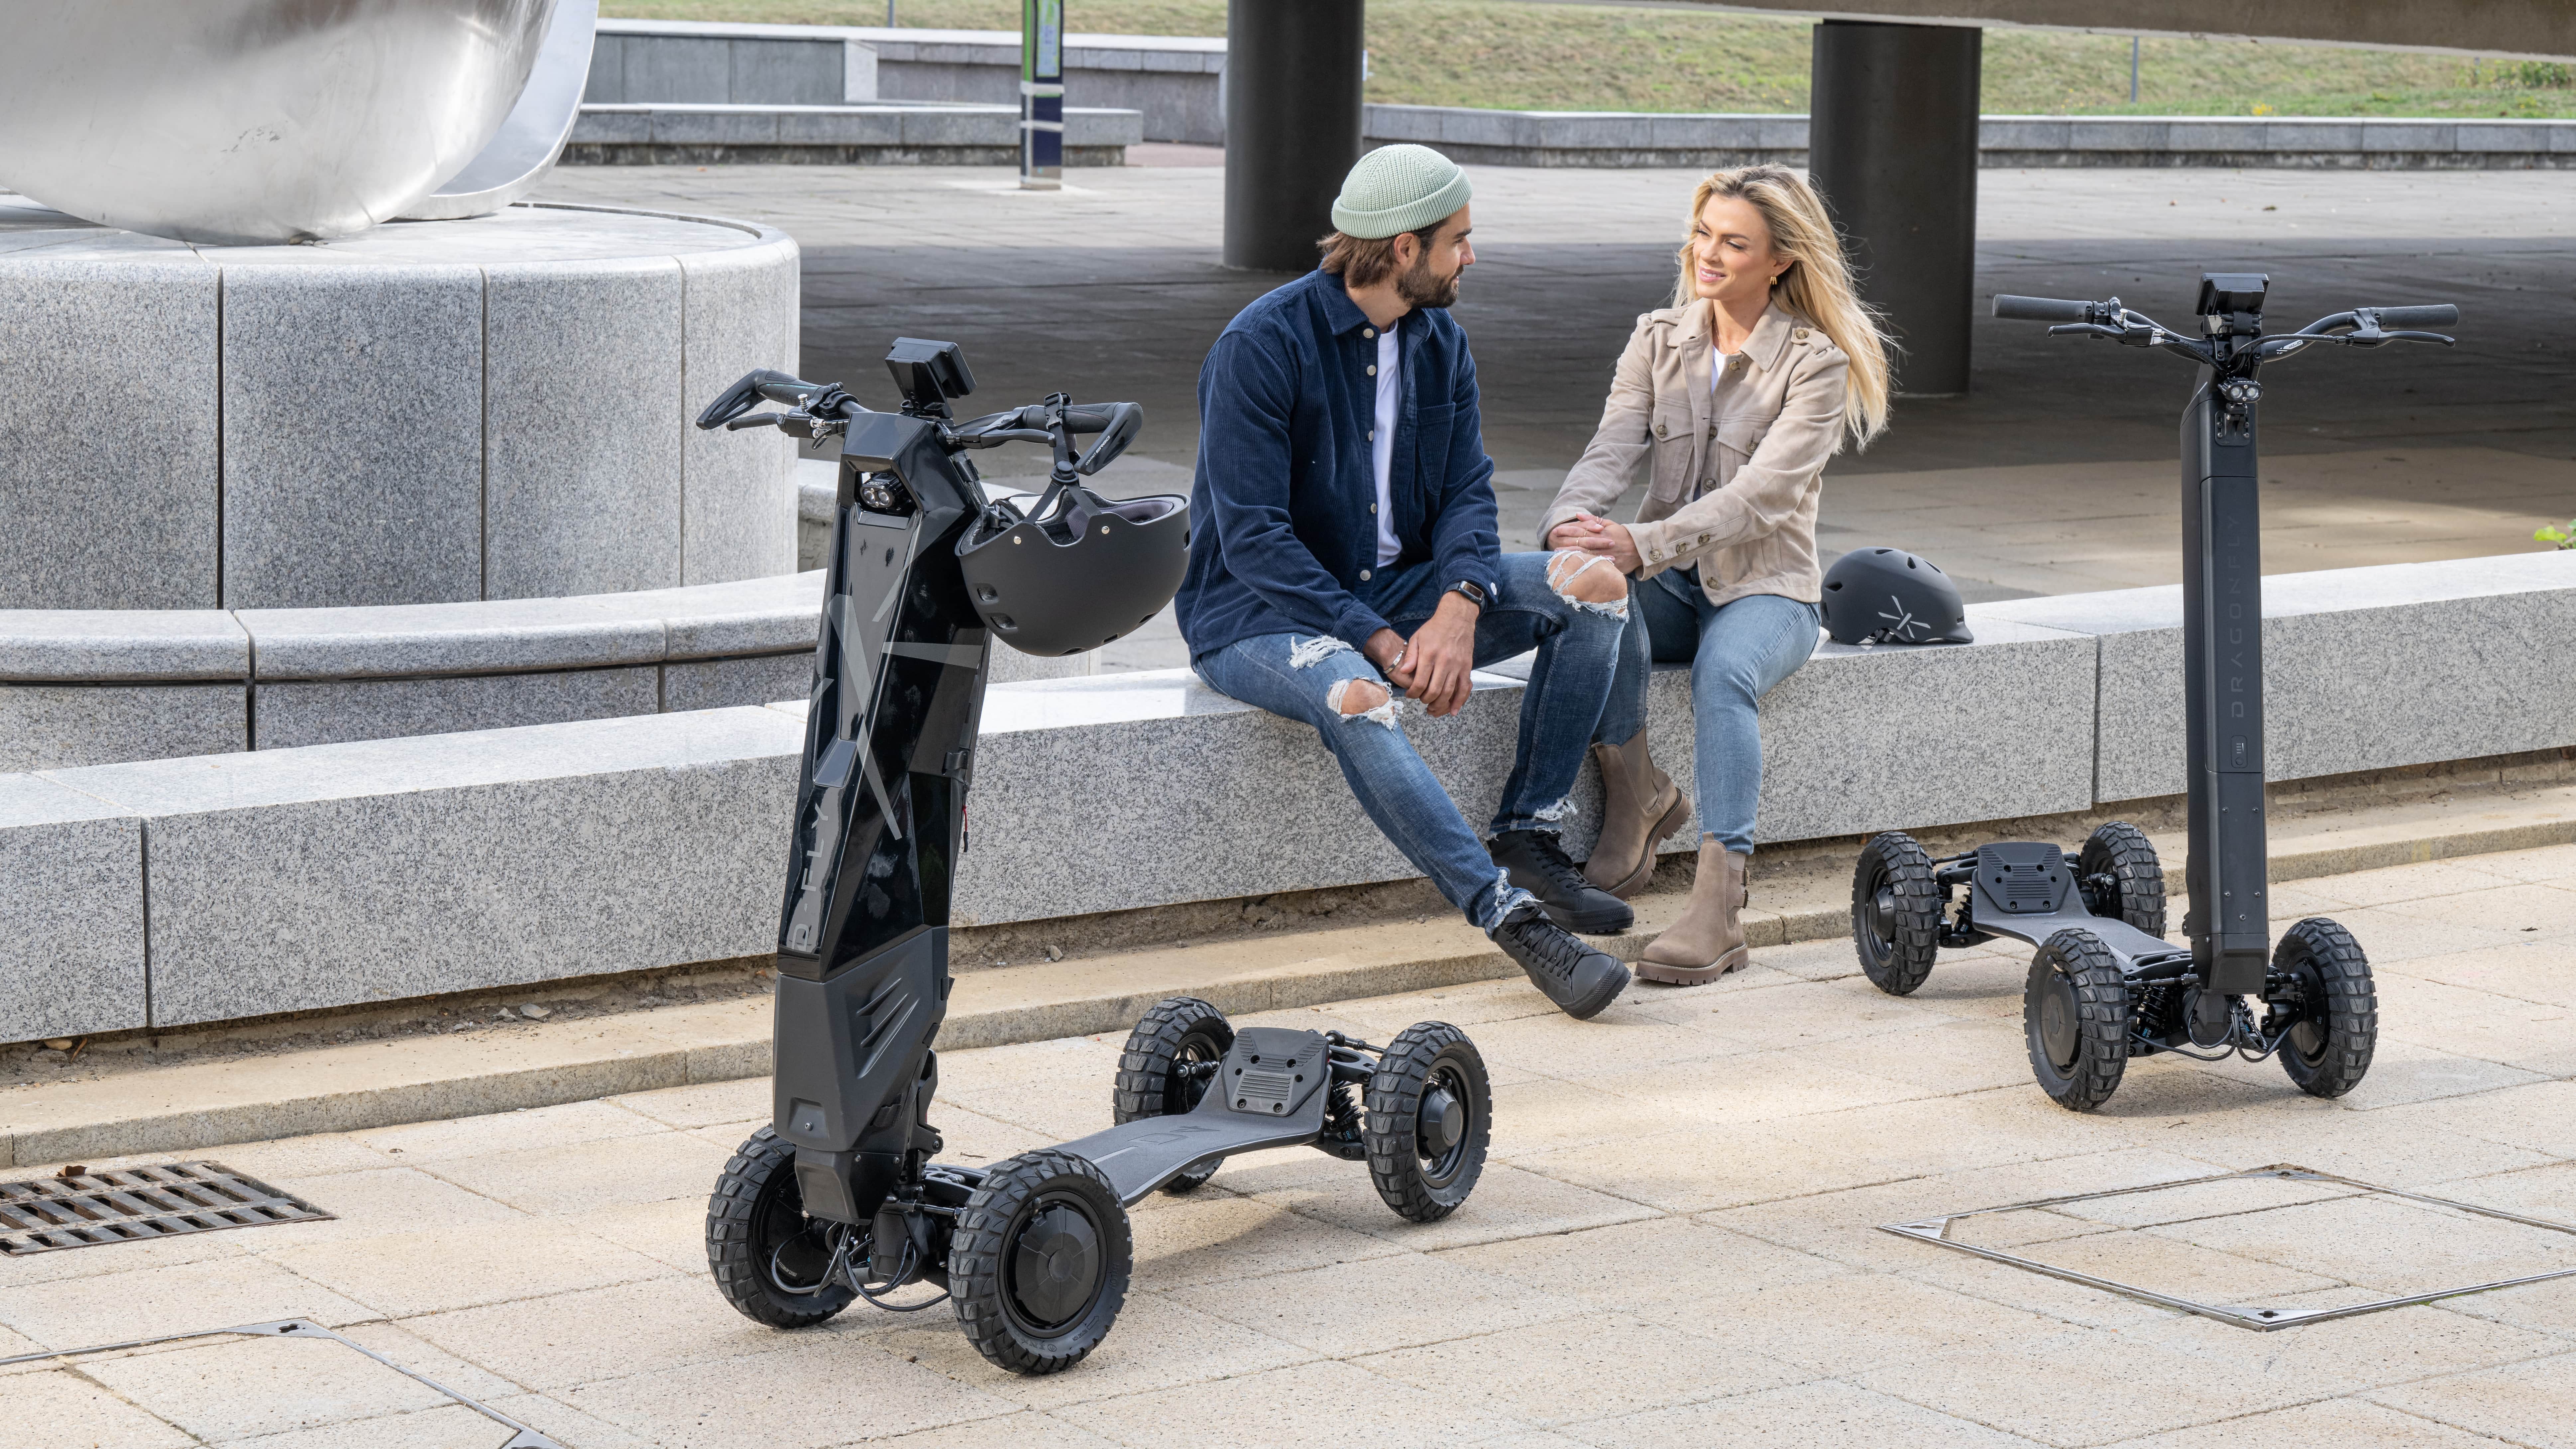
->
<box><xmin>1597</xmin><ymin>570</ymin><xmax>1822</xmax><ymax>854</ymax></box>
<box><xmin>1194</xmin><ymin>550</ymin><xmax>1629</xmax><ymax>930</ymax></box>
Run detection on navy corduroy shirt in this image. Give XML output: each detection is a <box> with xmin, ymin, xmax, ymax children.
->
<box><xmin>1176</xmin><ymin>267</ymin><xmax>1501</xmax><ymax>660</ymax></box>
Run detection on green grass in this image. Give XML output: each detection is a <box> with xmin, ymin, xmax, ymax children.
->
<box><xmin>603</xmin><ymin>0</ymin><xmax>2576</xmax><ymax>117</ymax></box>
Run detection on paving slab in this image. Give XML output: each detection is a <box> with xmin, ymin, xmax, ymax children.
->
<box><xmin>2101</xmin><ymin>1398</ymin><xmax>2520</xmax><ymax>1449</ymax></box>
<box><xmin>2364</xmin><ymin>1355</ymin><xmax>2576</xmax><ymax>1447</ymax></box>
<box><xmin>261</xmin><ymin>1216</ymin><xmax>680</xmax><ymax>1319</ymax></box>
<box><xmin>873</xmin><ymin>1288</ymin><xmax>1317</xmax><ymax>1412</ymax></box>
<box><xmin>1358</xmin><ymin>1311</ymin><xmax>1811</xmax><ymax>1427</ymax></box>
<box><xmin>0</xmin><ymin>843</ymin><xmax>2570</xmax><ymax>1444</ymax></box>
<box><xmin>1053</xmin><ymin>1358</ymin><xmax>1536</xmax><ymax>1447</ymax></box>
<box><xmin>1568</xmin><ymin>1377</ymin><xmax>2050</xmax><ymax>1449</ymax></box>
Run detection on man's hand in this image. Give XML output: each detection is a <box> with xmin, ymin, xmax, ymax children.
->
<box><xmin>1395</xmin><ymin>592</ymin><xmax>1480</xmax><ymax>718</ymax></box>
<box><xmin>1550</xmin><ymin>512</ymin><xmax>1642</xmax><ymax>574</ymax></box>
<box><xmin>1363</xmin><ymin>627</ymin><xmax>1406</xmax><ymax>677</ymax></box>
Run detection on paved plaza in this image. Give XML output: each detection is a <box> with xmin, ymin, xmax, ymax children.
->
<box><xmin>9</xmin><ymin>843</ymin><xmax>2576</xmax><ymax>1447</ymax></box>
<box><xmin>534</xmin><ymin>161</ymin><xmax>2576</xmax><ymax>666</ymax></box>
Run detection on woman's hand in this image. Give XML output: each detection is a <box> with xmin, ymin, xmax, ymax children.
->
<box><xmin>1551</xmin><ymin>512</ymin><xmax>1642</xmax><ymax>574</ymax></box>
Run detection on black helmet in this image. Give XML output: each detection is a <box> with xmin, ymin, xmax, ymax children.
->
<box><xmin>1820</xmin><ymin>547</ymin><xmax>1973</xmax><ymax>645</ymax></box>
<box><xmin>956</xmin><ymin>478</ymin><xmax>1189</xmax><ymax>656</ymax></box>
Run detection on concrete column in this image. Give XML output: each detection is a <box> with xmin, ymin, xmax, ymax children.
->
<box><xmin>1223</xmin><ymin>0</ymin><xmax>1364</xmax><ymax>272</ymax></box>
<box><xmin>1807</xmin><ymin>21</ymin><xmax>1981</xmax><ymax>396</ymax></box>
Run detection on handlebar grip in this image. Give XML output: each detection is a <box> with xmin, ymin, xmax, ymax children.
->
<box><xmin>2369</xmin><ymin>304</ymin><xmax>2459</xmax><ymax>328</ymax></box>
<box><xmin>1992</xmin><ymin>295</ymin><xmax>2096</xmax><ymax>323</ymax></box>
<box><xmin>1059</xmin><ymin>401</ymin><xmax>1141</xmax><ymax>435</ymax></box>
<box><xmin>752</xmin><ymin>370</ymin><xmax>829</xmax><ymax>406</ymax></box>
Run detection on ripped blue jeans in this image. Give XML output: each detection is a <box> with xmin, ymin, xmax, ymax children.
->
<box><xmin>1193</xmin><ymin>550</ymin><xmax>1630</xmax><ymax>930</ymax></box>
<box><xmin>1595</xmin><ymin>571</ymin><xmax>1823</xmax><ymax>855</ymax></box>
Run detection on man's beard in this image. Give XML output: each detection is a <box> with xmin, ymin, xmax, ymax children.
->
<box><xmin>1397</xmin><ymin>251</ymin><xmax>1460</xmax><ymax>309</ymax></box>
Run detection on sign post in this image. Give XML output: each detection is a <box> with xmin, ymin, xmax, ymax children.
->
<box><xmin>1020</xmin><ymin>0</ymin><xmax>1063</xmax><ymax>190</ymax></box>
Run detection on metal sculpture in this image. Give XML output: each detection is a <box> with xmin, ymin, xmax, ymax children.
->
<box><xmin>0</xmin><ymin>0</ymin><xmax>586</xmax><ymax>245</ymax></box>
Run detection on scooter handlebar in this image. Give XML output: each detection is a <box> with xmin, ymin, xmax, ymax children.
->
<box><xmin>1993</xmin><ymin>294</ymin><xmax>2097</xmax><ymax>323</ymax></box>
<box><xmin>2366</xmin><ymin>304</ymin><xmax>2459</xmax><ymax>328</ymax></box>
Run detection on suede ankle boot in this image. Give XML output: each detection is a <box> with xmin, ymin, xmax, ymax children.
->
<box><xmin>1636</xmin><ymin>840</ymin><xmax>1749</xmax><ymax>985</ymax></box>
<box><xmin>1581</xmin><ymin>731</ymin><xmax>1687</xmax><ymax>899</ymax></box>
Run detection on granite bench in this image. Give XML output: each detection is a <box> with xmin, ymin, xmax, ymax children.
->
<box><xmin>0</xmin><ymin>574</ymin><xmax>825</xmax><ymax>773</ymax></box>
<box><xmin>6</xmin><ymin>551</ymin><xmax>2570</xmax><ymax>1041</ymax></box>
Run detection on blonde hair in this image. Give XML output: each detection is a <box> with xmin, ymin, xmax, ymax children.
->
<box><xmin>1672</xmin><ymin>165</ymin><xmax>1892</xmax><ymax>451</ymax></box>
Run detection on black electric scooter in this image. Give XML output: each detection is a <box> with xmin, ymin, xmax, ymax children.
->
<box><xmin>1849</xmin><ymin>276</ymin><xmax>2456</xmax><ymax>1111</ymax></box>
<box><xmin>693</xmin><ymin>340</ymin><xmax>1492</xmax><ymax>1375</ymax></box>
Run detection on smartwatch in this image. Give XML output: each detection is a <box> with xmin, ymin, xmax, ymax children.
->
<box><xmin>1446</xmin><ymin>580</ymin><xmax>1489</xmax><ymax>609</ymax></box>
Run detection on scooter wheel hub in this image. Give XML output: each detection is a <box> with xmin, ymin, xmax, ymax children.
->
<box><xmin>1010</xmin><ymin>1200</ymin><xmax>1103</xmax><ymax>1327</ymax></box>
<box><xmin>1417</xmin><ymin>1085</ymin><xmax>1465</xmax><ymax>1157</ymax></box>
<box><xmin>2037</xmin><ymin>974</ymin><xmax>2080</xmax><ymax>1068</ymax></box>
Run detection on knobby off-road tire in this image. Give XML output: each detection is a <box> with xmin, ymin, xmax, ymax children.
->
<box><xmin>1853</xmin><ymin>832</ymin><xmax>1942</xmax><ymax>996</ymax></box>
<box><xmin>1364</xmin><ymin>1022</ymin><xmax>1491</xmax><ymax>1223</ymax></box>
<box><xmin>1111</xmin><ymin>996</ymin><xmax>1234</xmax><ymax>1193</ymax></box>
<box><xmin>706</xmin><ymin>1126</ymin><xmax>855</xmax><ymax>1328</ymax></box>
<box><xmin>2273</xmin><ymin>917</ymin><xmax>2378</xmax><ymax>1099</ymax></box>
<box><xmin>949</xmin><ymin>1148</ymin><xmax>1132</xmax><ymax>1376</ymax></box>
<box><xmin>2025</xmin><ymin>929</ymin><xmax>2131</xmax><ymax>1112</ymax></box>
<box><xmin>2079</xmin><ymin>821</ymin><xmax>2168</xmax><ymax>937</ymax></box>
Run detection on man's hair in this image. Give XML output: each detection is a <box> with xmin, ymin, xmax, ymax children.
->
<box><xmin>1316</xmin><ymin>222</ymin><xmax>1441</xmax><ymax>289</ymax></box>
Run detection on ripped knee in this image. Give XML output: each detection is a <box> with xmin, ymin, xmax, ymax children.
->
<box><xmin>1326</xmin><ymin>677</ymin><xmax>1400</xmax><ymax>726</ymax></box>
<box><xmin>1546</xmin><ymin>550</ymin><xmax>1630</xmax><ymax>615</ymax></box>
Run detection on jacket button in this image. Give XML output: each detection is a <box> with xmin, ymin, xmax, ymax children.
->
<box><xmin>1369</xmin><ymin>503</ymin><xmax>1378</xmax><ymax>513</ymax></box>
<box><xmin>1793</xmin><ymin>328</ymin><xmax>1810</xmax><ymax>341</ymax></box>
<box><xmin>1360</xmin><ymin>569</ymin><xmax>1372</xmax><ymax>581</ymax></box>
<box><xmin>1362</xmin><ymin>327</ymin><xmax>1375</xmax><ymax>339</ymax></box>
<box><xmin>1654</xmin><ymin>422</ymin><xmax>1667</xmax><ymax>437</ymax></box>
<box><xmin>1366</xmin><ymin>365</ymin><xmax>1377</xmax><ymax>376</ymax></box>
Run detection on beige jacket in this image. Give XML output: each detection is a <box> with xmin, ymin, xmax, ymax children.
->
<box><xmin>1540</xmin><ymin>300</ymin><xmax>1848</xmax><ymax>608</ymax></box>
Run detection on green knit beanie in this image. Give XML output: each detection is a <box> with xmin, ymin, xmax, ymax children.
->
<box><xmin>1330</xmin><ymin>144</ymin><xmax>1473</xmax><ymax>239</ymax></box>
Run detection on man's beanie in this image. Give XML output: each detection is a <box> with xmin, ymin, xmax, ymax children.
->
<box><xmin>1330</xmin><ymin>144</ymin><xmax>1473</xmax><ymax>239</ymax></box>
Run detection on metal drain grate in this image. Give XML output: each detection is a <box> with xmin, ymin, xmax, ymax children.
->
<box><xmin>0</xmin><ymin>1162</ymin><xmax>333</xmax><ymax>1254</ymax></box>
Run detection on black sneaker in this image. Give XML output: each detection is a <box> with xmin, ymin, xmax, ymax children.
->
<box><xmin>1490</xmin><ymin>830</ymin><xmax>1634</xmax><ymax>935</ymax></box>
<box><xmin>1490</xmin><ymin>902</ymin><xmax>1630</xmax><ymax>1020</ymax></box>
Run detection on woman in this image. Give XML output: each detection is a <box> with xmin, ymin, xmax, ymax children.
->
<box><xmin>1540</xmin><ymin>165</ymin><xmax>1893</xmax><ymax>984</ymax></box>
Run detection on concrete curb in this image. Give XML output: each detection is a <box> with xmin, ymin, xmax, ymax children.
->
<box><xmin>7</xmin><ymin>791</ymin><xmax>2570</xmax><ymax>1170</ymax></box>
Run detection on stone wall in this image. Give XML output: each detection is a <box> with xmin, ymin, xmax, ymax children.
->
<box><xmin>8</xmin><ymin>551</ymin><xmax>2570</xmax><ymax>1041</ymax></box>
<box><xmin>564</xmin><ymin>103</ymin><xmax>1142</xmax><ymax>166</ymax></box>
<box><xmin>573</xmin><ymin>21</ymin><xmax>2576</xmax><ymax>169</ymax></box>
<box><xmin>585</xmin><ymin>20</ymin><xmax>1224</xmax><ymax>145</ymax></box>
<box><xmin>1366</xmin><ymin>106</ymin><xmax>2576</xmax><ymax>169</ymax></box>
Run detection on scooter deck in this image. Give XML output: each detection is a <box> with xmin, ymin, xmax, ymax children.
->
<box><xmin>1966</xmin><ymin>841</ymin><xmax>2184</xmax><ymax>969</ymax></box>
<box><xmin>1055</xmin><ymin>1027</ymin><xmax>1336</xmax><ymax>1205</ymax></box>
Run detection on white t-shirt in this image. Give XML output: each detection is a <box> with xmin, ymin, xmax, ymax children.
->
<box><xmin>1372</xmin><ymin>325</ymin><xmax>1400</xmax><ymax>567</ymax></box>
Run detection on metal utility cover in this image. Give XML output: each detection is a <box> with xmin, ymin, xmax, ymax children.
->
<box><xmin>0</xmin><ymin>1162</ymin><xmax>332</xmax><ymax>1254</ymax></box>
<box><xmin>1883</xmin><ymin>1165</ymin><xmax>2576</xmax><ymax>1330</ymax></box>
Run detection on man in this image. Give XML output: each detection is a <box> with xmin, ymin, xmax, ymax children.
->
<box><xmin>1177</xmin><ymin>145</ymin><xmax>1635</xmax><ymax>1021</ymax></box>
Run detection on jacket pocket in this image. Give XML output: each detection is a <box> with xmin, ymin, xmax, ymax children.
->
<box><xmin>1413</xmin><ymin>402</ymin><xmax>1456</xmax><ymax>489</ymax></box>
<box><xmin>1713</xmin><ymin>415</ymin><xmax>1770</xmax><ymax>462</ymax></box>
<box><xmin>1646</xmin><ymin>404</ymin><xmax>1696</xmax><ymax>501</ymax></box>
